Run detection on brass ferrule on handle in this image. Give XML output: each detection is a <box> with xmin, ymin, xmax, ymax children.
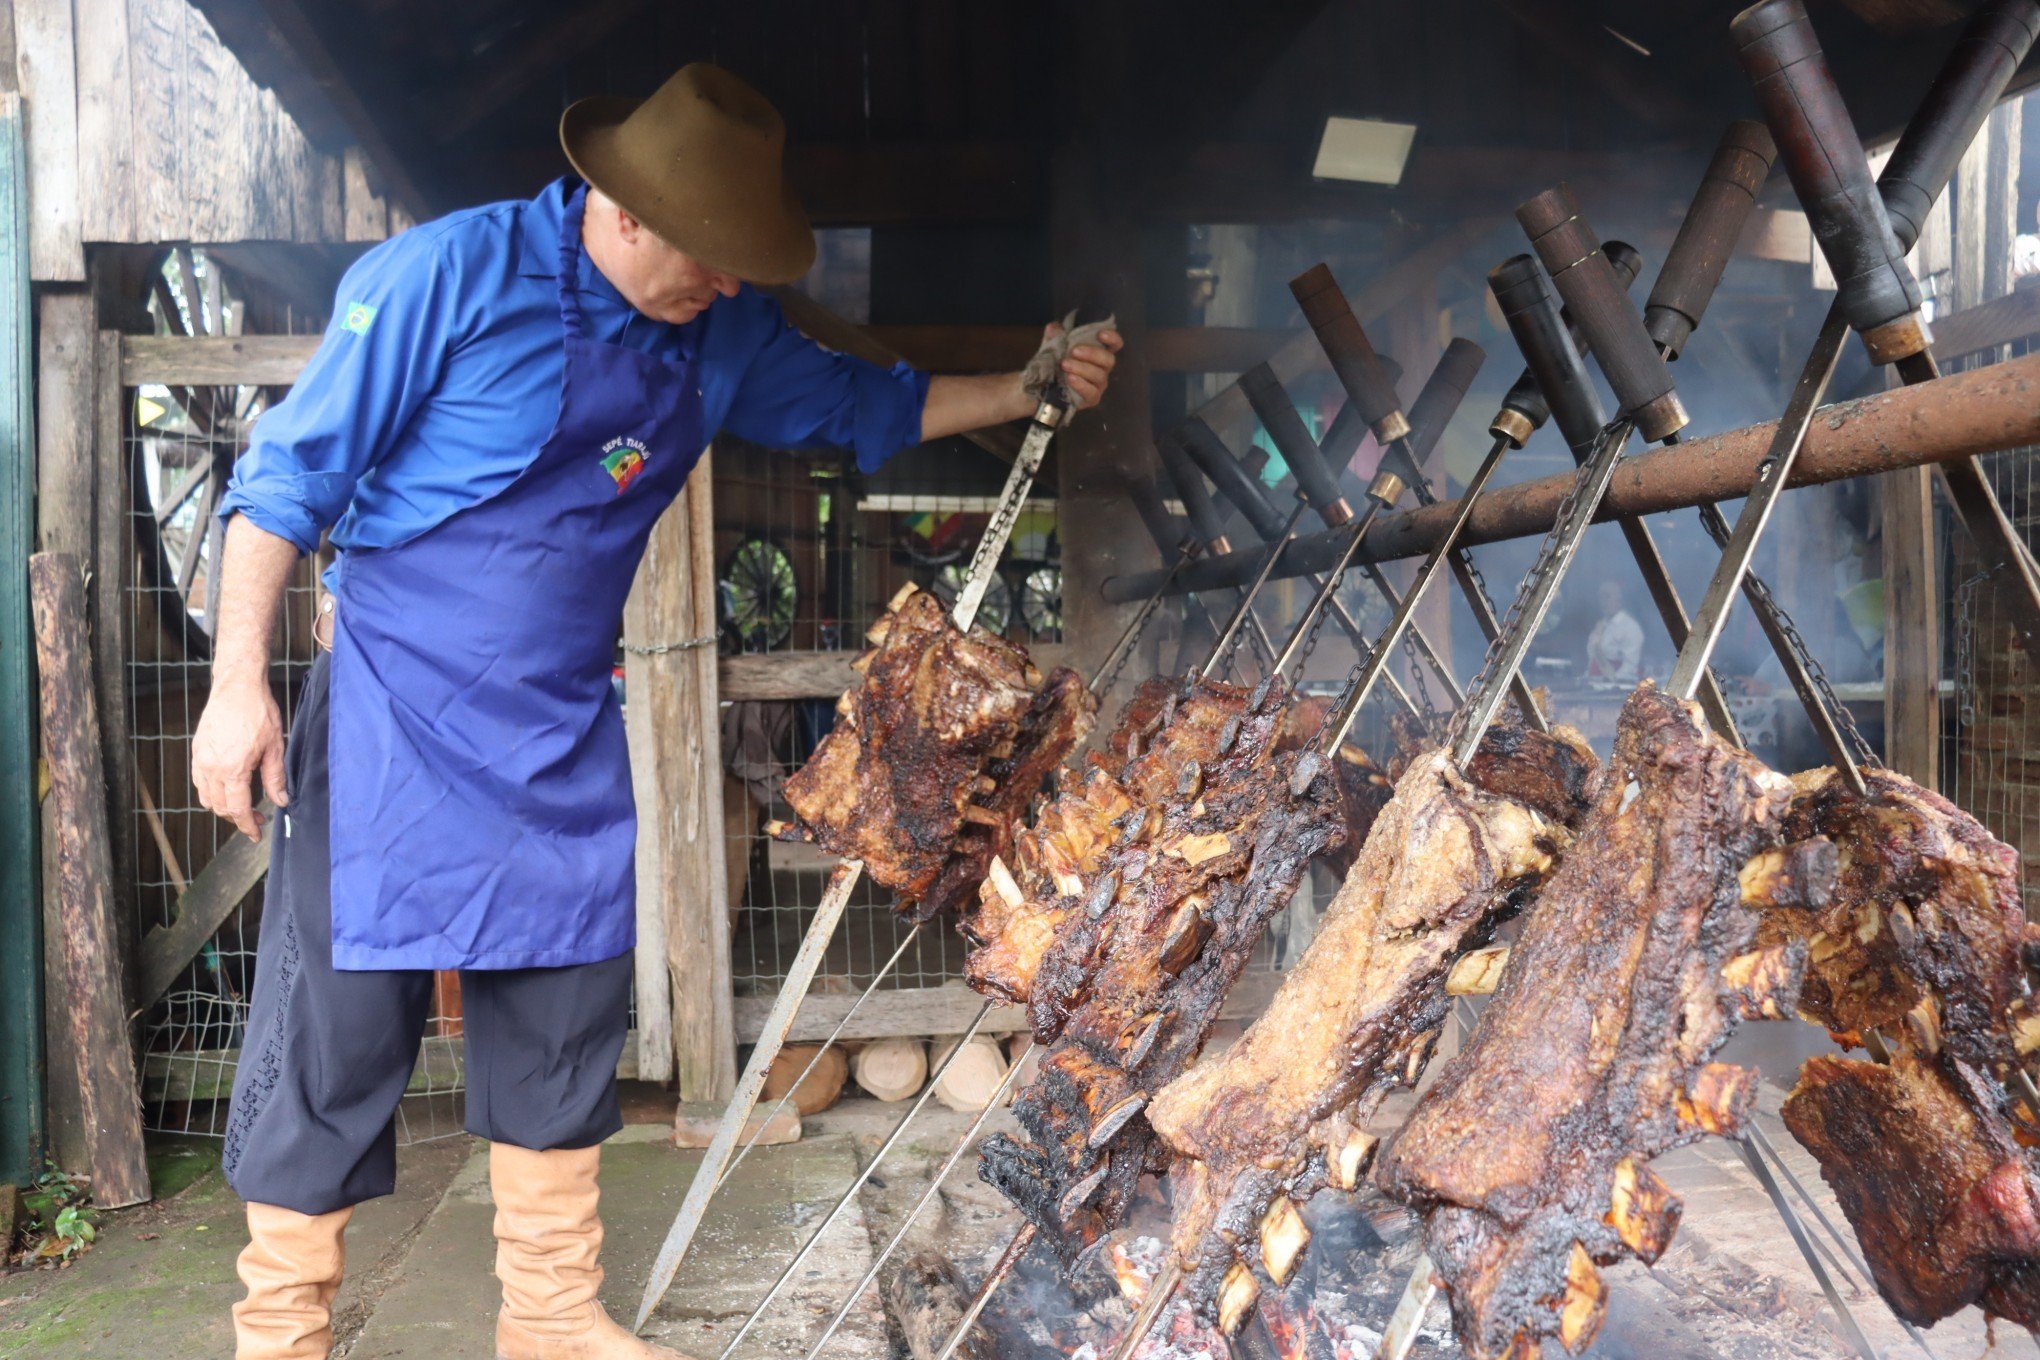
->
<box><xmin>1290</xmin><ymin>263</ymin><xmax>1413</xmax><ymax>445</ymax></box>
<box><xmin>1732</xmin><ymin>0</ymin><xmax>1927</xmax><ymax>362</ymax></box>
<box><xmin>1517</xmin><ymin>185</ymin><xmax>1689</xmax><ymax>442</ymax></box>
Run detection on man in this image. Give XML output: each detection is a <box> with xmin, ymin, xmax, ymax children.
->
<box><xmin>1585</xmin><ymin>577</ymin><xmax>1644</xmax><ymax>685</ymax></box>
<box><xmin>192</xmin><ymin>64</ymin><xmax>1120</xmax><ymax>1360</ymax></box>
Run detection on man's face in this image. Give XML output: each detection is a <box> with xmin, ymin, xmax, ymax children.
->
<box><xmin>593</xmin><ymin>199</ymin><xmax>743</xmax><ymax>325</ymax></box>
<box><xmin>1599</xmin><ymin>580</ymin><xmax>1625</xmax><ymax>617</ymax></box>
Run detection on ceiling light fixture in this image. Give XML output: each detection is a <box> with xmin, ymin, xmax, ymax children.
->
<box><xmin>1312</xmin><ymin>116</ymin><xmax>1418</xmax><ymax>186</ymax></box>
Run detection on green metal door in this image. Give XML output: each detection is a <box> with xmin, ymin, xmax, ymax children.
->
<box><xmin>0</xmin><ymin>92</ymin><xmax>44</xmax><ymax>1186</ymax></box>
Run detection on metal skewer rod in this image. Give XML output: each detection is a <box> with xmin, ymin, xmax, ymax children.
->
<box><xmin>1103</xmin><ymin>1261</ymin><xmax>1185</xmax><ymax>1360</ymax></box>
<box><xmin>931</xmin><ymin>1225</ymin><xmax>1038</xmax><ymax>1360</ymax></box>
<box><xmin>711</xmin><ymin>923</ymin><xmax>924</xmax><ymax>1194</ymax></box>
<box><xmin>715</xmin><ymin>1003</ymin><xmax>998</xmax><ymax>1359</ymax></box>
<box><xmin>1733</xmin><ymin>1137</ymin><xmax>1884</xmax><ymax>1360</ymax></box>
<box><xmin>797</xmin><ymin>1044</ymin><xmax>1036</xmax><ymax>1360</ymax></box>
<box><xmin>636</xmin><ymin>395</ymin><xmax>1069</xmax><ymax>1330</ymax></box>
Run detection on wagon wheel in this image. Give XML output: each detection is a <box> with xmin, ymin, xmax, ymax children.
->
<box><xmin>130</xmin><ymin>248</ymin><xmax>266</xmax><ymax>660</ymax></box>
<box><xmin>1017</xmin><ymin>565</ymin><xmax>1063</xmax><ymax>642</ymax></box>
<box><xmin>930</xmin><ymin>561</ymin><xmax>1012</xmax><ymax>635</ymax></box>
<box><xmin>722</xmin><ymin>536</ymin><xmax>798</xmax><ymax>652</ymax></box>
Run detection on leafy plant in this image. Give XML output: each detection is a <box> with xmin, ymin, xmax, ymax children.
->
<box><xmin>12</xmin><ymin>1164</ymin><xmax>98</xmax><ymax>1267</ymax></box>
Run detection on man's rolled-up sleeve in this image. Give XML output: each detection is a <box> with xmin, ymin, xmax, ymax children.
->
<box><xmin>720</xmin><ymin>297</ymin><xmax>932</xmax><ymax>473</ymax></box>
<box><xmin>217</xmin><ymin>230</ymin><xmax>455</xmax><ymax>552</ymax></box>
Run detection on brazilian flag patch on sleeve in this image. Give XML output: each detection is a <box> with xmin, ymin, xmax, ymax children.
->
<box><xmin>342</xmin><ymin>302</ymin><xmax>378</xmax><ymax>336</ymax></box>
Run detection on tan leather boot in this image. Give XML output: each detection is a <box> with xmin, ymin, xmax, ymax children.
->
<box><xmin>490</xmin><ymin>1143</ymin><xmax>695</xmax><ymax>1360</ymax></box>
<box><xmin>232</xmin><ymin>1201</ymin><xmax>352</xmax><ymax>1359</ymax></box>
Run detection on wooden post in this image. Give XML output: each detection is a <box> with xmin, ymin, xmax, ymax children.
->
<box><xmin>624</xmin><ymin>452</ymin><xmax>734</xmax><ymax>1100</ymax></box>
<box><xmin>1052</xmin><ymin>143</ymin><xmax>1153</xmax><ymax>679</ymax></box>
<box><xmin>29</xmin><ymin>552</ymin><xmax>149</xmax><ymax>1207</ymax></box>
<box><xmin>1882</xmin><ymin>466</ymin><xmax>1940</xmax><ymax>787</ymax></box>
<box><xmin>34</xmin><ymin>290</ymin><xmax>92</xmax><ymax>1169</ymax></box>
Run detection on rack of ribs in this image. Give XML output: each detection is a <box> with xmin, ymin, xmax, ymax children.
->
<box><xmin>1376</xmin><ymin>685</ymin><xmax>1826</xmax><ymax>1360</ymax></box>
<box><xmin>977</xmin><ymin>673</ymin><xmax>1348</xmax><ymax>1260</ymax></box>
<box><xmin>909</xmin><ymin>665</ymin><xmax>1099</xmax><ymax>924</ymax></box>
<box><xmin>779</xmin><ymin>586</ymin><xmax>1041</xmax><ymax>897</ymax></box>
<box><xmin>1147</xmin><ymin>721</ymin><xmax>1597</xmax><ymax>1328</ymax></box>
<box><xmin>1783</xmin><ymin>1045</ymin><xmax>2040</xmax><ymax>1330</ymax></box>
<box><xmin>1755</xmin><ymin>765</ymin><xmax>2028</xmax><ymax>1070</ymax></box>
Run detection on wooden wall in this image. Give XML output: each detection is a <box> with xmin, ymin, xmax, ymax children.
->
<box><xmin>11</xmin><ymin>0</ymin><xmax>399</xmax><ymax>283</ymax></box>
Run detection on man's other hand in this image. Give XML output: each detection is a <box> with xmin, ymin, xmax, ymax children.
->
<box><xmin>193</xmin><ymin>678</ymin><xmax>289</xmax><ymax>841</ymax></box>
<box><xmin>1046</xmin><ymin>319</ymin><xmax>1124</xmax><ymax>410</ymax></box>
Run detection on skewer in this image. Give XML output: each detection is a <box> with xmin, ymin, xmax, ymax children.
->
<box><xmin>636</xmin><ymin>394</ymin><xmax>1069</xmax><ymax>1329</ymax></box>
<box><xmin>1103</xmin><ymin>1260</ymin><xmax>1184</xmax><ymax>1360</ymax></box>
<box><xmin>796</xmin><ymin>1044</ymin><xmax>1036</xmax><ymax>1360</ymax></box>
<box><xmin>714</xmin><ymin>1003</ymin><xmax>998</xmax><ymax>1359</ymax></box>
<box><xmin>713</xmin><ymin>923</ymin><xmax>923</xmax><ymax>1194</ymax></box>
<box><xmin>1733</xmin><ymin>1138</ymin><xmax>1884</xmax><ymax>1359</ymax></box>
<box><xmin>931</xmin><ymin>1225</ymin><xmax>1037</xmax><ymax>1360</ymax></box>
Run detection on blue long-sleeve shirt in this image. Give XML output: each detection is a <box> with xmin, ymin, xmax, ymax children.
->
<box><xmin>219</xmin><ymin>179</ymin><xmax>930</xmax><ymax>557</ymax></box>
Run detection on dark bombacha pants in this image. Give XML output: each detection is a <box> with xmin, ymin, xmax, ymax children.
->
<box><xmin>223</xmin><ymin>654</ymin><xmax>633</xmax><ymax>1216</ymax></box>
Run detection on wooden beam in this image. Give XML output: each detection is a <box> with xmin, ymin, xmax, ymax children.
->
<box><xmin>624</xmin><ymin>454</ymin><xmax>733</xmax><ymax>1101</ymax></box>
<box><xmin>123</xmin><ymin>332</ymin><xmax>318</xmax><ymax>386</ymax></box>
<box><xmin>865</xmin><ymin>324</ymin><xmax>1295</xmax><ymax>375</ymax></box>
<box><xmin>13</xmin><ymin>0</ymin><xmax>83</xmax><ymax>280</ymax></box>
<box><xmin>1495</xmin><ymin>0</ymin><xmax>1708</xmax><ymax>134</ymax></box>
<box><xmin>1932</xmin><ymin>287</ymin><xmax>2040</xmax><ymax>365</ymax></box>
<box><xmin>137</xmin><ymin>815</ymin><xmax>270</xmax><ymax>1010</ymax></box>
<box><xmin>1883</xmin><ymin>466</ymin><xmax>1939</xmax><ymax>785</ymax></box>
<box><xmin>184</xmin><ymin>0</ymin><xmax>429</xmax><ymax>215</ymax></box>
<box><xmin>31</xmin><ymin>554</ymin><xmax>149</xmax><ymax>1208</ymax></box>
<box><xmin>736</xmin><ymin>973</ymin><xmax>1284</xmax><ymax>1045</ymax></box>
<box><xmin>424</xmin><ymin>0</ymin><xmax>646</xmax><ymax>145</ymax></box>
<box><xmin>719</xmin><ymin>644</ymin><xmax>1072</xmax><ymax>703</ymax></box>
<box><xmin>1140</xmin><ymin>143</ymin><xmax>1680</xmax><ymax>223</ymax></box>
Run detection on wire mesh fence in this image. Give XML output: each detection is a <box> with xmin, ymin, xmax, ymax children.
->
<box><xmin>125</xmin><ymin>250</ymin><xmax>468</xmax><ymax>1142</ymax></box>
<box><xmin>714</xmin><ymin>434</ymin><xmax>1072</xmax><ymax>1000</ymax></box>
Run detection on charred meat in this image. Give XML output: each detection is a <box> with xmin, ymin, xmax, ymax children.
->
<box><xmin>979</xmin><ymin>674</ymin><xmax>1347</xmax><ymax>1260</ymax></box>
<box><xmin>1148</xmin><ymin>723</ymin><xmax>1595</xmax><ymax>1320</ymax></box>
<box><xmin>780</xmin><ymin>587</ymin><xmax>1038</xmax><ymax>897</ymax></box>
<box><xmin>910</xmin><ymin>666</ymin><xmax>1099</xmax><ymax>924</ymax></box>
<box><xmin>965</xmin><ymin>768</ymin><xmax>1133</xmax><ymax>1006</ymax></box>
<box><xmin>1377</xmin><ymin>685</ymin><xmax>1823</xmax><ymax>1360</ymax></box>
<box><xmin>1758</xmin><ymin>765</ymin><xmax>2027</xmax><ymax>1069</ymax></box>
<box><xmin>1783</xmin><ymin>1047</ymin><xmax>2040</xmax><ymax>1329</ymax></box>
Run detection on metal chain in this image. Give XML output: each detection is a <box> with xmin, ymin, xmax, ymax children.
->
<box><xmin>1309</xmin><ymin>644</ymin><xmax>1373</xmax><ymax>751</ymax></box>
<box><xmin>1403</xmin><ymin>628</ymin><xmax>1441</xmax><ymax>741</ymax></box>
<box><xmin>1283</xmin><ymin>579</ymin><xmax>1339</xmax><ymax>684</ymax></box>
<box><xmin>1215</xmin><ymin>594</ymin><xmax>1256</xmax><ymax>680</ymax></box>
<box><xmin>1094</xmin><ymin>591</ymin><xmax>1169</xmax><ymax>699</ymax></box>
<box><xmin>1446</xmin><ymin>443</ymin><xmax>1600</xmax><ymax>754</ymax></box>
<box><xmin>1458</xmin><ymin>545</ymin><xmax>1500</xmax><ymax>621</ymax></box>
<box><xmin>623</xmin><ymin>634</ymin><xmax>718</xmax><ymax>656</ymax></box>
<box><xmin>1696</xmin><ymin>511</ymin><xmax>1878</xmax><ymax>768</ymax></box>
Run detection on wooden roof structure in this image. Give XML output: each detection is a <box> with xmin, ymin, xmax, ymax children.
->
<box><xmin>189</xmin><ymin>0</ymin><xmax>2020</xmax><ymax>230</ymax></box>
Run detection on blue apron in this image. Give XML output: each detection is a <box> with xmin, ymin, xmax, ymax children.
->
<box><xmin>325</xmin><ymin>184</ymin><xmax>706</xmax><ymax>971</ymax></box>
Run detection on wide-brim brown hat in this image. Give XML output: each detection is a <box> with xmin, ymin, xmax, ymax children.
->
<box><xmin>561</xmin><ymin>63</ymin><xmax>815</xmax><ymax>285</ymax></box>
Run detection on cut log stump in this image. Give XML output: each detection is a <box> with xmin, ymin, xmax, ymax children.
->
<box><xmin>762</xmin><ymin>1043</ymin><xmax>847</xmax><ymax>1115</ymax></box>
<box><xmin>930</xmin><ymin>1036</ymin><xmax>1007</xmax><ymax>1113</ymax></box>
<box><xmin>853</xmin><ymin>1038</ymin><xmax>927</xmax><ymax>1103</ymax></box>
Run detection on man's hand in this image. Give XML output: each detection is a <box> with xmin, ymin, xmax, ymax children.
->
<box><xmin>192</xmin><ymin>515</ymin><xmax>303</xmax><ymax>841</ymax></box>
<box><xmin>1042</xmin><ymin>319</ymin><xmax>1124</xmax><ymax>411</ymax></box>
<box><xmin>192</xmin><ymin>678</ymin><xmax>288</xmax><ymax>841</ymax></box>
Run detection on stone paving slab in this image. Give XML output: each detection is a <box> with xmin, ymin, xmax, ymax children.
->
<box><xmin>346</xmin><ymin>1125</ymin><xmax>887</xmax><ymax>1360</ymax></box>
<box><xmin>0</xmin><ymin>1135</ymin><xmax>470</xmax><ymax>1360</ymax></box>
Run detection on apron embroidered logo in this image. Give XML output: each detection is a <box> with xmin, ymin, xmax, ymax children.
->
<box><xmin>342</xmin><ymin>302</ymin><xmax>378</xmax><ymax>336</ymax></box>
<box><xmin>599</xmin><ymin>436</ymin><xmax>649</xmax><ymax>493</ymax></box>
